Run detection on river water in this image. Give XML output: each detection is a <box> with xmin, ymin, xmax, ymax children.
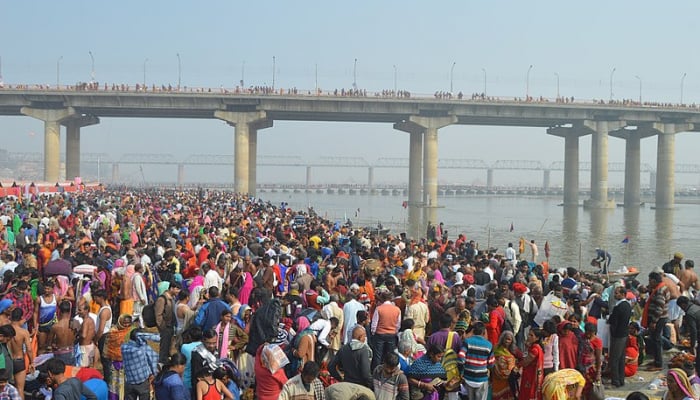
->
<box><xmin>260</xmin><ymin>192</ymin><xmax>699</xmax><ymax>276</ymax></box>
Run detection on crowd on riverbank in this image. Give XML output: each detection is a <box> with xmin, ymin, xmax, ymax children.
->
<box><xmin>0</xmin><ymin>187</ymin><xmax>696</xmax><ymax>400</ymax></box>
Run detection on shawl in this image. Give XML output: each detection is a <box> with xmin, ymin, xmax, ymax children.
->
<box><xmin>235</xmin><ymin>305</ymin><xmax>251</xmax><ymax>329</ymax></box>
<box><xmin>669</xmin><ymin>368</ymin><xmax>695</xmax><ymax>399</ymax></box>
<box><xmin>493</xmin><ymin>345</ymin><xmax>517</xmax><ymax>380</ymax></box>
<box><xmin>542</xmin><ymin>369</ymin><xmax>586</xmax><ymax>400</ymax></box>
<box><xmin>641</xmin><ymin>282</ymin><xmax>665</xmax><ymax>328</ymax></box>
<box><xmin>407</xmin><ymin>354</ymin><xmax>447</xmax><ymax>379</ymax></box>
<box><xmin>215</xmin><ymin>321</ymin><xmax>231</xmax><ymax>359</ymax></box>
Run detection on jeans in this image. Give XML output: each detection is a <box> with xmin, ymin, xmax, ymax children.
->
<box><xmin>649</xmin><ymin>318</ymin><xmax>667</xmax><ymax>367</ymax></box>
<box><xmin>371</xmin><ymin>333</ymin><xmax>397</xmax><ymax>370</ymax></box>
<box><xmin>125</xmin><ymin>379</ymin><xmax>151</xmax><ymax>400</ymax></box>
<box><xmin>609</xmin><ymin>336</ymin><xmax>627</xmax><ymax>386</ymax></box>
<box><xmin>158</xmin><ymin>326</ymin><xmax>174</xmax><ymax>364</ymax></box>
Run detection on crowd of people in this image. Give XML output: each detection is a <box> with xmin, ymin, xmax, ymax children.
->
<box><xmin>0</xmin><ymin>188</ymin><xmax>696</xmax><ymax>400</ymax></box>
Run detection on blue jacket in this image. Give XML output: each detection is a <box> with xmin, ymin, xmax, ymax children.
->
<box><xmin>194</xmin><ymin>298</ymin><xmax>231</xmax><ymax>332</ymax></box>
<box><xmin>154</xmin><ymin>370</ymin><xmax>191</xmax><ymax>400</ymax></box>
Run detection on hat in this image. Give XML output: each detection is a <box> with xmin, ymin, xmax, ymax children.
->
<box><xmin>455</xmin><ymin>320</ymin><xmax>468</xmax><ymax>331</ymax></box>
<box><xmin>513</xmin><ymin>282</ymin><xmax>528</xmax><ymax>295</ymax></box>
<box><xmin>674</xmin><ymin>252</ymin><xmax>684</xmax><ymax>259</ymax></box>
<box><xmin>0</xmin><ymin>299</ymin><xmax>12</xmax><ymax>314</ymax></box>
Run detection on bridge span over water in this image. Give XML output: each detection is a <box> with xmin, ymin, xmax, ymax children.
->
<box><xmin>2</xmin><ymin>88</ymin><xmax>700</xmax><ymax>236</ymax></box>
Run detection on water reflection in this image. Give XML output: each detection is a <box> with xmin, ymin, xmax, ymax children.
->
<box><xmin>561</xmin><ymin>206</ymin><xmax>580</xmax><ymax>267</ymax></box>
<box><xmin>654</xmin><ymin>209</ymin><xmax>675</xmax><ymax>263</ymax></box>
<box><xmin>588</xmin><ymin>207</ymin><xmax>612</xmax><ymax>249</ymax></box>
<box><xmin>621</xmin><ymin>207</ymin><xmax>640</xmax><ymax>267</ymax></box>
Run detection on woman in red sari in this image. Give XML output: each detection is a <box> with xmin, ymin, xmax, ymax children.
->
<box><xmin>518</xmin><ymin>329</ymin><xmax>544</xmax><ymax>400</ymax></box>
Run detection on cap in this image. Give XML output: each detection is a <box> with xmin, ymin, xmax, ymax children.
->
<box><xmin>674</xmin><ymin>252</ymin><xmax>684</xmax><ymax>259</ymax></box>
<box><xmin>0</xmin><ymin>299</ymin><xmax>13</xmax><ymax>314</ymax></box>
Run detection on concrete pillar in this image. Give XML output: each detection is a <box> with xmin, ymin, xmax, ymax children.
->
<box><xmin>546</xmin><ymin>126</ymin><xmax>590</xmax><ymax>206</ymax></box>
<box><xmin>112</xmin><ymin>163</ymin><xmax>119</xmax><ymax>183</ymax></box>
<box><xmin>543</xmin><ymin>169</ymin><xmax>551</xmax><ymax>191</ymax></box>
<box><xmin>367</xmin><ymin>166</ymin><xmax>374</xmax><ymax>189</ymax></box>
<box><xmin>650</xmin><ymin>171</ymin><xmax>657</xmax><ymax>190</ymax></box>
<box><xmin>20</xmin><ymin>107</ymin><xmax>76</xmax><ymax>182</ymax></box>
<box><xmin>646</xmin><ymin>122</ymin><xmax>692</xmax><ymax>209</ymax></box>
<box><xmin>394</xmin><ymin>121</ymin><xmax>425</xmax><ymax>238</ymax></box>
<box><xmin>177</xmin><ymin>164</ymin><xmax>185</xmax><ymax>186</ymax></box>
<box><xmin>409</xmin><ymin>115</ymin><xmax>457</xmax><ymax>229</ymax></box>
<box><xmin>305</xmin><ymin>166</ymin><xmax>312</xmax><ymax>189</ymax></box>
<box><xmin>610</xmin><ymin>127</ymin><xmax>655</xmax><ymax>207</ymax></box>
<box><xmin>249</xmin><ymin>130</ymin><xmax>257</xmax><ymax>195</ymax></box>
<box><xmin>63</xmin><ymin>115</ymin><xmax>99</xmax><ymax>181</ymax></box>
<box><xmin>582</xmin><ymin>120</ymin><xmax>625</xmax><ymax>208</ymax></box>
<box><xmin>214</xmin><ymin>111</ymin><xmax>270</xmax><ymax>195</ymax></box>
<box><xmin>486</xmin><ymin>169</ymin><xmax>494</xmax><ymax>190</ymax></box>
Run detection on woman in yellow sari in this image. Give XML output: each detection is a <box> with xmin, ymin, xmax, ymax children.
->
<box><xmin>492</xmin><ymin>330</ymin><xmax>523</xmax><ymax>400</ymax></box>
<box><xmin>542</xmin><ymin>369</ymin><xmax>585</xmax><ymax>400</ymax></box>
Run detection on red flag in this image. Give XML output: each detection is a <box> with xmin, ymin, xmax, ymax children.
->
<box><xmin>509</xmin><ymin>222</ymin><xmax>514</xmax><ymax>232</ymax></box>
<box><xmin>544</xmin><ymin>241</ymin><xmax>551</xmax><ymax>259</ymax></box>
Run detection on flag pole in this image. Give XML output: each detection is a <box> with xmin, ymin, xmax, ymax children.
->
<box><xmin>578</xmin><ymin>242</ymin><xmax>582</xmax><ymax>272</ymax></box>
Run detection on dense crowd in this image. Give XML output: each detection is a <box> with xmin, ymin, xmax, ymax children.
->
<box><xmin>0</xmin><ymin>188</ymin><xmax>696</xmax><ymax>400</ymax></box>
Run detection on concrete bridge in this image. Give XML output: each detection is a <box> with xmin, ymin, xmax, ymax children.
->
<box><xmin>1</xmin><ymin>88</ymin><xmax>699</xmax><ymax>237</ymax></box>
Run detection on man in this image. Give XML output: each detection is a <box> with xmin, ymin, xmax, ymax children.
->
<box><xmin>663</xmin><ymin>252</ymin><xmax>684</xmax><ymax>277</ymax></box>
<box><xmin>513</xmin><ymin>282</ymin><xmax>537</xmax><ymax>349</ymax></box>
<box><xmin>458</xmin><ymin>322</ymin><xmax>494</xmax><ymax>400</ymax></box>
<box><xmin>155</xmin><ymin>281</ymin><xmax>181</xmax><ymax>363</ymax></box>
<box><xmin>372</xmin><ymin>352</ymin><xmax>409</xmax><ymax>400</ymax></box>
<box><xmin>202</xmin><ymin>262</ymin><xmax>222</xmax><ymax>292</ymax></box>
<box><xmin>505</xmin><ymin>243</ymin><xmax>516</xmax><ymax>262</ymax></box>
<box><xmin>607</xmin><ymin>285</ymin><xmax>631</xmax><ymax>388</ymax></box>
<box><xmin>190</xmin><ymin>329</ymin><xmax>220</xmax><ymax>392</ymax></box>
<box><xmin>642</xmin><ymin>271</ymin><xmax>670</xmax><ymax>371</ymax></box>
<box><xmin>131</xmin><ymin>263</ymin><xmax>148</xmax><ymax>323</ymax></box>
<box><xmin>678</xmin><ymin>296</ymin><xmax>700</xmax><ymax>373</ymax></box>
<box><xmin>93</xmin><ymin>290</ymin><xmax>112</xmax><ymax>383</ymax></box>
<box><xmin>194</xmin><ymin>286</ymin><xmax>231</xmax><ymax>332</ymax></box>
<box><xmin>678</xmin><ymin>260</ymin><xmax>700</xmax><ymax>294</ymax></box>
<box><xmin>46</xmin><ymin>358</ymin><xmax>97</xmax><ymax>400</ymax></box>
<box><xmin>528</xmin><ymin>240</ymin><xmax>538</xmax><ymax>264</ymax></box>
<box><xmin>328</xmin><ymin>325</ymin><xmax>373</xmax><ymax>389</ymax></box>
<box><xmin>0</xmin><ymin>368</ymin><xmax>20</xmax><ymax>400</ymax></box>
<box><xmin>279</xmin><ymin>361</ymin><xmax>325</xmax><ymax>400</ymax></box>
<box><xmin>47</xmin><ymin>301</ymin><xmax>76</xmax><ymax>365</ymax></box>
<box><xmin>427</xmin><ymin>314</ymin><xmax>461</xmax><ymax>353</ymax></box>
<box><xmin>8</xmin><ymin>309</ymin><xmax>32</xmax><ymax>399</ymax></box>
<box><xmin>370</xmin><ymin>291</ymin><xmax>401</xmax><ymax>369</ymax></box>
<box><xmin>76</xmin><ymin>302</ymin><xmax>96</xmax><ymax>368</ymax></box>
<box><xmin>342</xmin><ymin>293</ymin><xmax>365</xmax><ymax>344</ymax></box>
<box><xmin>121</xmin><ymin>330</ymin><xmax>159</xmax><ymax>400</ymax></box>
<box><xmin>322</xmin><ymin>295</ymin><xmax>344</xmax><ymax>359</ymax></box>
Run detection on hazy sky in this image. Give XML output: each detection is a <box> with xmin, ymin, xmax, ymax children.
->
<box><xmin>1</xmin><ymin>1</ymin><xmax>699</xmax><ymax>187</ymax></box>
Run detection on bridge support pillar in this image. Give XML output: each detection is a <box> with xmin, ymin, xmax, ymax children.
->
<box><xmin>543</xmin><ymin>169</ymin><xmax>551</xmax><ymax>191</ymax></box>
<box><xmin>547</xmin><ymin>125</ymin><xmax>590</xmax><ymax>206</ymax></box>
<box><xmin>610</xmin><ymin>126</ymin><xmax>655</xmax><ymax>207</ymax></box>
<box><xmin>112</xmin><ymin>163</ymin><xmax>119</xmax><ymax>183</ymax></box>
<box><xmin>647</xmin><ymin>122</ymin><xmax>693</xmax><ymax>209</ymax></box>
<box><xmin>367</xmin><ymin>166</ymin><xmax>374</xmax><ymax>191</ymax></box>
<box><xmin>214</xmin><ymin>111</ymin><xmax>270</xmax><ymax>195</ymax></box>
<box><xmin>582</xmin><ymin>120</ymin><xmax>626</xmax><ymax>208</ymax></box>
<box><xmin>486</xmin><ymin>169</ymin><xmax>494</xmax><ymax>190</ymax></box>
<box><xmin>63</xmin><ymin>115</ymin><xmax>100</xmax><ymax>181</ymax></box>
<box><xmin>650</xmin><ymin>171</ymin><xmax>657</xmax><ymax>191</ymax></box>
<box><xmin>20</xmin><ymin>107</ymin><xmax>77</xmax><ymax>182</ymax></box>
<box><xmin>394</xmin><ymin>121</ymin><xmax>425</xmax><ymax>238</ymax></box>
<box><xmin>306</xmin><ymin>166</ymin><xmax>312</xmax><ymax>189</ymax></box>
<box><xmin>177</xmin><ymin>163</ymin><xmax>185</xmax><ymax>186</ymax></box>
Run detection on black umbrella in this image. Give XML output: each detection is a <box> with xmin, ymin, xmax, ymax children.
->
<box><xmin>44</xmin><ymin>259</ymin><xmax>72</xmax><ymax>277</ymax></box>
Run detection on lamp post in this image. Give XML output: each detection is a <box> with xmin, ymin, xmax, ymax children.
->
<box><xmin>449</xmin><ymin>62</ymin><xmax>456</xmax><ymax>93</ymax></box>
<box><xmin>526</xmin><ymin>65</ymin><xmax>533</xmax><ymax>98</ymax></box>
<box><xmin>88</xmin><ymin>51</ymin><xmax>95</xmax><ymax>82</ymax></box>
<box><xmin>634</xmin><ymin>75</ymin><xmax>642</xmax><ymax>104</ymax></box>
<box><xmin>609</xmin><ymin>67</ymin><xmax>616</xmax><ymax>101</ymax></box>
<box><xmin>680</xmin><ymin>72</ymin><xmax>688</xmax><ymax>105</ymax></box>
<box><xmin>176</xmin><ymin>53</ymin><xmax>181</xmax><ymax>90</ymax></box>
<box><xmin>143</xmin><ymin>58</ymin><xmax>148</xmax><ymax>88</ymax></box>
<box><xmin>393</xmin><ymin>65</ymin><xmax>397</xmax><ymax>94</ymax></box>
<box><xmin>56</xmin><ymin>56</ymin><xmax>63</xmax><ymax>89</ymax></box>
<box><xmin>481</xmin><ymin>68</ymin><xmax>487</xmax><ymax>96</ymax></box>
<box><xmin>0</xmin><ymin>56</ymin><xmax>3</xmax><ymax>83</ymax></box>
<box><xmin>353</xmin><ymin>58</ymin><xmax>358</xmax><ymax>89</ymax></box>
<box><xmin>315</xmin><ymin>63</ymin><xmax>318</xmax><ymax>94</ymax></box>
<box><xmin>554</xmin><ymin>72</ymin><xmax>560</xmax><ymax>99</ymax></box>
<box><xmin>241</xmin><ymin>60</ymin><xmax>245</xmax><ymax>87</ymax></box>
<box><xmin>272</xmin><ymin>56</ymin><xmax>276</xmax><ymax>90</ymax></box>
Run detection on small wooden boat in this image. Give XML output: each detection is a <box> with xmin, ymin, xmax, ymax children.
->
<box><xmin>582</xmin><ymin>269</ymin><xmax>640</xmax><ymax>282</ymax></box>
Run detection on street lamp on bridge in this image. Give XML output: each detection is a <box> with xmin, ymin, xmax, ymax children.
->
<box><xmin>353</xmin><ymin>58</ymin><xmax>358</xmax><ymax>90</ymax></box>
<box><xmin>176</xmin><ymin>53</ymin><xmax>182</xmax><ymax>90</ymax></box>
<box><xmin>56</xmin><ymin>56</ymin><xmax>63</xmax><ymax>89</ymax></box>
<box><xmin>481</xmin><ymin>68</ymin><xmax>487</xmax><ymax>95</ymax></box>
<box><xmin>634</xmin><ymin>75</ymin><xmax>642</xmax><ymax>104</ymax></box>
<box><xmin>241</xmin><ymin>60</ymin><xmax>245</xmax><ymax>88</ymax></box>
<box><xmin>609</xmin><ymin>67</ymin><xmax>616</xmax><ymax>101</ymax></box>
<box><xmin>272</xmin><ymin>56</ymin><xmax>276</xmax><ymax>90</ymax></box>
<box><xmin>143</xmin><ymin>58</ymin><xmax>148</xmax><ymax>88</ymax></box>
<box><xmin>450</xmin><ymin>62</ymin><xmax>456</xmax><ymax>93</ymax></box>
<box><xmin>526</xmin><ymin>65</ymin><xmax>533</xmax><ymax>99</ymax></box>
<box><xmin>554</xmin><ymin>72</ymin><xmax>560</xmax><ymax>99</ymax></box>
<box><xmin>393</xmin><ymin>65</ymin><xmax>397</xmax><ymax>94</ymax></box>
<box><xmin>680</xmin><ymin>72</ymin><xmax>688</xmax><ymax>105</ymax></box>
<box><xmin>88</xmin><ymin>51</ymin><xmax>95</xmax><ymax>82</ymax></box>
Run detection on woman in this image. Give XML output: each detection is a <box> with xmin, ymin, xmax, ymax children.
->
<box><xmin>625</xmin><ymin>335</ymin><xmax>640</xmax><ymax>378</ymax></box>
<box><xmin>557</xmin><ymin>321</ymin><xmax>578</xmax><ymax>370</ymax></box>
<box><xmin>542</xmin><ymin>320</ymin><xmax>559</xmax><ymax>376</ymax></box>
<box><xmin>232</xmin><ymin>305</ymin><xmax>254</xmax><ymax>390</ymax></box>
<box><xmin>104</xmin><ymin>314</ymin><xmax>135</xmax><ymax>400</ymax></box>
<box><xmin>666</xmin><ymin>368</ymin><xmax>697</xmax><ymax>400</ymax></box>
<box><xmin>254</xmin><ymin>343</ymin><xmax>288</xmax><ymax>400</ymax></box>
<box><xmin>398</xmin><ymin>318</ymin><xmax>426</xmax><ymax>359</ymax></box>
<box><xmin>518</xmin><ymin>329</ymin><xmax>544</xmax><ymax>400</ymax></box>
<box><xmin>238</xmin><ymin>263</ymin><xmax>255</xmax><ymax>306</ymax></box>
<box><xmin>578</xmin><ymin>322</ymin><xmax>603</xmax><ymax>398</ymax></box>
<box><xmin>541</xmin><ymin>369</ymin><xmax>585</xmax><ymax>400</ymax></box>
<box><xmin>155</xmin><ymin>352</ymin><xmax>191</xmax><ymax>400</ymax></box>
<box><xmin>120</xmin><ymin>264</ymin><xmax>135</xmax><ymax>317</ymax></box>
<box><xmin>493</xmin><ymin>331</ymin><xmax>523</xmax><ymax>400</ymax></box>
<box><xmin>406</xmin><ymin>344</ymin><xmax>447</xmax><ymax>400</ymax></box>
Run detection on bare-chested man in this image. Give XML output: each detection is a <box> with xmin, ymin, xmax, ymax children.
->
<box><xmin>47</xmin><ymin>301</ymin><xmax>76</xmax><ymax>366</ymax></box>
<box><xmin>678</xmin><ymin>260</ymin><xmax>700</xmax><ymax>295</ymax></box>
<box><xmin>9</xmin><ymin>308</ymin><xmax>33</xmax><ymax>399</ymax></box>
<box><xmin>76</xmin><ymin>302</ymin><xmax>96</xmax><ymax>367</ymax></box>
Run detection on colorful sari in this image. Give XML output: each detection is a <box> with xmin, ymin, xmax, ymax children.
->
<box><xmin>493</xmin><ymin>345</ymin><xmax>518</xmax><ymax>400</ymax></box>
<box><xmin>407</xmin><ymin>354</ymin><xmax>447</xmax><ymax>400</ymax></box>
<box><xmin>518</xmin><ymin>343</ymin><xmax>543</xmax><ymax>400</ymax></box>
<box><xmin>542</xmin><ymin>369</ymin><xmax>585</xmax><ymax>400</ymax></box>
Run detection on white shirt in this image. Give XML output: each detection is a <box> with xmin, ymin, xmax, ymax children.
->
<box><xmin>505</xmin><ymin>247</ymin><xmax>517</xmax><ymax>261</ymax></box>
<box><xmin>309</xmin><ymin>319</ymin><xmax>332</xmax><ymax>347</ymax></box>
<box><xmin>342</xmin><ymin>299</ymin><xmax>366</xmax><ymax>344</ymax></box>
<box><xmin>204</xmin><ymin>269</ymin><xmax>223</xmax><ymax>291</ymax></box>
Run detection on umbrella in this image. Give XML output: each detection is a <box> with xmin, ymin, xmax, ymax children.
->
<box><xmin>44</xmin><ymin>259</ymin><xmax>72</xmax><ymax>277</ymax></box>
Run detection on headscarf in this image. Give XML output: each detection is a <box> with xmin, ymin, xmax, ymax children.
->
<box><xmin>235</xmin><ymin>304</ymin><xmax>251</xmax><ymax>329</ymax></box>
<box><xmin>296</xmin><ymin>315</ymin><xmax>310</xmax><ymax>332</ymax></box>
<box><xmin>407</xmin><ymin>353</ymin><xmax>447</xmax><ymax>379</ymax></box>
<box><xmin>668</xmin><ymin>368</ymin><xmax>695</xmax><ymax>399</ymax></box>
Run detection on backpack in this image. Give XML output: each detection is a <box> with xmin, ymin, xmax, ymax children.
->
<box><xmin>441</xmin><ymin>331</ymin><xmax>461</xmax><ymax>391</ymax></box>
<box><xmin>502</xmin><ymin>301</ymin><xmax>516</xmax><ymax>333</ymax></box>
<box><xmin>142</xmin><ymin>295</ymin><xmax>165</xmax><ymax>328</ymax></box>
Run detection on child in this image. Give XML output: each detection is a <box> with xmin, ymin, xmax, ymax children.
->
<box><xmin>214</xmin><ymin>366</ymin><xmax>241</xmax><ymax>400</ymax></box>
<box><xmin>196</xmin><ymin>368</ymin><xmax>234</xmax><ymax>400</ymax></box>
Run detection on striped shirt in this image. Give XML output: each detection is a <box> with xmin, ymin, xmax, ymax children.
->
<box><xmin>458</xmin><ymin>335</ymin><xmax>494</xmax><ymax>385</ymax></box>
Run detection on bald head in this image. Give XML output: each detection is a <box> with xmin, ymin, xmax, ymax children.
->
<box><xmin>352</xmin><ymin>325</ymin><xmax>367</xmax><ymax>340</ymax></box>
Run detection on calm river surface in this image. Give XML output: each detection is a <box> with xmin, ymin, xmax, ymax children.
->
<box><xmin>260</xmin><ymin>193</ymin><xmax>700</xmax><ymax>276</ymax></box>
